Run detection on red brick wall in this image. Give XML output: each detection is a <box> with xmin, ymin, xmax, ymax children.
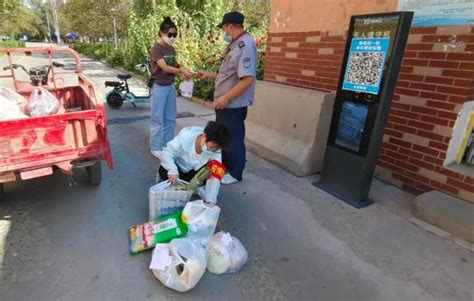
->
<box><xmin>264</xmin><ymin>26</ymin><xmax>474</xmax><ymax>203</ymax></box>
<box><xmin>264</xmin><ymin>31</ymin><xmax>345</xmax><ymax>92</ymax></box>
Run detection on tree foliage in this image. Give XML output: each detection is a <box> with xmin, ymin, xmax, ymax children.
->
<box><xmin>233</xmin><ymin>0</ymin><xmax>271</xmax><ymax>29</ymax></box>
<box><xmin>0</xmin><ymin>0</ymin><xmax>32</xmax><ymax>36</ymax></box>
<box><xmin>0</xmin><ymin>0</ymin><xmax>270</xmax><ymax>41</ymax></box>
<box><xmin>61</xmin><ymin>0</ymin><xmax>130</xmax><ymax>40</ymax></box>
<box><xmin>123</xmin><ymin>0</ymin><xmax>270</xmax><ymax>98</ymax></box>
<box><xmin>0</xmin><ymin>0</ymin><xmax>56</xmax><ymax>39</ymax></box>
<box><xmin>26</xmin><ymin>0</ymin><xmax>50</xmax><ymax>38</ymax></box>
<box><xmin>132</xmin><ymin>0</ymin><xmax>154</xmax><ymax>18</ymax></box>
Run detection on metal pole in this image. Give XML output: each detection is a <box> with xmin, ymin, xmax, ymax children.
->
<box><xmin>45</xmin><ymin>8</ymin><xmax>52</xmax><ymax>43</ymax></box>
<box><xmin>113</xmin><ymin>16</ymin><xmax>118</xmax><ymax>50</ymax></box>
<box><xmin>51</xmin><ymin>0</ymin><xmax>61</xmax><ymax>44</ymax></box>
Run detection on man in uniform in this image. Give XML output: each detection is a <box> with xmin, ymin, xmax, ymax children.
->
<box><xmin>197</xmin><ymin>11</ymin><xmax>257</xmax><ymax>185</ymax></box>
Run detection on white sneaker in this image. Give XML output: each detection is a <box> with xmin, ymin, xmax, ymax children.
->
<box><xmin>151</xmin><ymin>150</ymin><xmax>161</xmax><ymax>158</ymax></box>
<box><xmin>221</xmin><ymin>174</ymin><xmax>239</xmax><ymax>185</ymax></box>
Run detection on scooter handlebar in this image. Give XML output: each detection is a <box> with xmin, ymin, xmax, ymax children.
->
<box><xmin>53</xmin><ymin>61</ymin><xmax>64</xmax><ymax>68</ymax></box>
<box><xmin>3</xmin><ymin>64</ymin><xmax>21</xmax><ymax>71</ymax></box>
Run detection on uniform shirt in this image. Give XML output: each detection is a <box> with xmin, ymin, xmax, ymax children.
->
<box><xmin>155</xmin><ymin>127</ymin><xmax>222</xmax><ymax>203</ymax></box>
<box><xmin>150</xmin><ymin>43</ymin><xmax>177</xmax><ymax>86</ymax></box>
<box><xmin>214</xmin><ymin>32</ymin><xmax>257</xmax><ymax>109</ymax></box>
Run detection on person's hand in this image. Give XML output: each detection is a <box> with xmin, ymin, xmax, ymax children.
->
<box><xmin>196</xmin><ymin>70</ymin><xmax>212</xmax><ymax>79</ymax></box>
<box><xmin>214</xmin><ymin>95</ymin><xmax>230</xmax><ymax>110</ymax></box>
<box><xmin>203</xmin><ymin>101</ymin><xmax>216</xmax><ymax>110</ymax></box>
<box><xmin>182</xmin><ymin>69</ymin><xmax>193</xmax><ymax>80</ymax></box>
<box><xmin>168</xmin><ymin>174</ymin><xmax>178</xmax><ymax>183</ymax></box>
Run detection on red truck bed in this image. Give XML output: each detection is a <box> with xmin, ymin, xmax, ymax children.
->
<box><xmin>0</xmin><ymin>47</ymin><xmax>113</xmax><ymax>189</ymax></box>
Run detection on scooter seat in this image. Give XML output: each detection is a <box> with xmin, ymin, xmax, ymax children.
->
<box><xmin>105</xmin><ymin>81</ymin><xmax>121</xmax><ymax>87</ymax></box>
<box><xmin>117</xmin><ymin>73</ymin><xmax>132</xmax><ymax>80</ymax></box>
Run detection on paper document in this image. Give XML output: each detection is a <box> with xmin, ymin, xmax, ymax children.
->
<box><xmin>149</xmin><ymin>244</ymin><xmax>171</xmax><ymax>271</ymax></box>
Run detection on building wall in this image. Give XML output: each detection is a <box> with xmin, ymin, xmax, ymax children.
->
<box><xmin>264</xmin><ymin>0</ymin><xmax>474</xmax><ymax>202</ymax></box>
<box><xmin>269</xmin><ymin>0</ymin><xmax>398</xmax><ymax>33</ymax></box>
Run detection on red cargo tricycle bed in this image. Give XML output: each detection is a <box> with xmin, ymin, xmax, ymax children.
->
<box><xmin>0</xmin><ymin>47</ymin><xmax>113</xmax><ymax>193</ymax></box>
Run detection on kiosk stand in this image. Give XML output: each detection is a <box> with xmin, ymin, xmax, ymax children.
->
<box><xmin>315</xmin><ymin>12</ymin><xmax>414</xmax><ymax>208</ymax></box>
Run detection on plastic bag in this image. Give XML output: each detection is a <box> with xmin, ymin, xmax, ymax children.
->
<box><xmin>178</xmin><ymin>79</ymin><xmax>194</xmax><ymax>98</ymax></box>
<box><xmin>182</xmin><ymin>200</ymin><xmax>220</xmax><ymax>245</ymax></box>
<box><xmin>149</xmin><ymin>180</ymin><xmax>194</xmax><ymax>220</ymax></box>
<box><xmin>0</xmin><ymin>86</ymin><xmax>27</xmax><ymax>113</ymax></box>
<box><xmin>151</xmin><ymin>238</ymin><xmax>207</xmax><ymax>292</ymax></box>
<box><xmin>26</xmin><ymin>87</ymin><xmax>61</xmax><ymax>117</ymax></box>
<box><xmin>0</xmin><ymin>95</ymin><xmax>28</xmax><ymax>121</ymax></box>
<box><xmin>207</xmin><ymin>232</ymin><xmax>248</xmax><ymax>274</ymax></box>
<box><xmin>129</xmin><ymin>211</ymin><xmax>188</xmax><ymax>254</ymax></box>
<box><xmin>204</xmin><ymin>178</ymin><xmax>220</xmax><ymax>204</ymax></box>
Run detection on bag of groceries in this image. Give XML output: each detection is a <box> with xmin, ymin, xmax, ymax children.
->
<box><xmin>151</xmin><ymin>238</ymin><xmax>207</xmax><ymax>292</ymax></box>
<box><xmin>182</xmin><ymin>200</ymin><xmax>220</xmax><ymax>245</ymax></box>
<box><xmin>0</xmin><ymin>95</ymin><xmax>28</xmax><ymax>121</ymax></box>
<box><xmin>206</xmin><ymin>232</ymin><xmax>248</xmax><ymax>274</ymax></box>
<box><xmin>0</xmin><ymin>86</ymin><xmax>27</xmax><ymax>113</ymax></box>
<box><xmin>149</xmin><ymin>180</ymin><xmax>194</xmax><ymax>220</ymax></box>
<box><xmin>26</xmin><ymin>87</ymin><xmax>61</xmax><ymax>117</ymax></box>
<box><xmin>178</xmin><ymin>79</ymin><xmax>194</xmax><ymax>98</ymax></box>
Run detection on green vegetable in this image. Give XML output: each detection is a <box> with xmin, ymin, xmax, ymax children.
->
<box><xmin>187</xmin><ymin>167</ymin><xmax>210</xmax><ymax>192</ymax></box>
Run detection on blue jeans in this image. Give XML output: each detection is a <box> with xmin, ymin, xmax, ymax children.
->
<box><xmin>150</xmin><ymin>83</ymin><xmax>176</xmax><ymax>152</ymax></box>
<box><xmin>216</xmin><ymin>107</ymin><xmax>248</xmax><ymax>181</ymax></box>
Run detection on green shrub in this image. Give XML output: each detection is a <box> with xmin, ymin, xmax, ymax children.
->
<box><xmin>0</xmin><ymin>40</ymin><xmax>25</xmax><ymax>48</ymax></box>
<box><xmin>72</xmin><ymin>1</ymin><xmax>269</xmax><ymax>99</ymax></box>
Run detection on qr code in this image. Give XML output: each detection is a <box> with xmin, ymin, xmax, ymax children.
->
<box><xmin>346</xmin><ymin>52</ymin><xmax>384</xmax><ymax>86</ymax></box>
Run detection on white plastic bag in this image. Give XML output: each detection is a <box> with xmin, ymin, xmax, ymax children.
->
<box><xmin>0</xmin><ymin>86</ymin><xmax>27</xmax><ymax>113</ymax></box>
<box><xmin>26</xmin><ymin>87</ymin><xmax>60</xmax><ymax>117</ymax></box>
<box><xmin>182</xmin><ymin>200</ymin><xmax>220</xmax><ymax>245</ymax></box>
<box><xmin>151</xmin><ymin>238</ymin><xmax>207</xmax><ymax>292</ymax></box>
<box><xmin>204</xmin><ymin>178</ymin><xmax>220</xmax><ymax>204</ymax></box>
<box><xmin>196</xmin><ymin>179</ymin><xmax>220</xmax><ymax>204</ymax></box>
<box><xmin>207</xmin><ymin>232</ymin><xmax>248</xmax><ymax>274</ymax></box>
<box><xmin>179</xmin><ymin>79</ymin><xmax>194</xmax><ymax>98</ymax></box>
<box><xmin>149</xmin><ymin>180</ymin><xmax>193</xmax><ymax>220</ymax></box>
<box><xmin>0</xmin><ymin>95</ymin><xmax>28</xmax><ymax>121</ymax></box>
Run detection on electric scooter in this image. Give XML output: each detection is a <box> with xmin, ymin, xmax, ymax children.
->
<box><xmin>104</xmin><ymin>63</ymin><xmax>151</xmax><ymax>109</ymax></box>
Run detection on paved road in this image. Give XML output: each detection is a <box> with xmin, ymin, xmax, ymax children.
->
<box><xmin>0</xmin><ymin>46</ymin><xmax>473</xmax><ymax>301</ymax></box>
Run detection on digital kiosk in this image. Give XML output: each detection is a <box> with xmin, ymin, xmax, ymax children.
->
<box><xmin>315</xmin><ymin>12</ymin><xmax>414</xmax><ymax>208</ymax></box>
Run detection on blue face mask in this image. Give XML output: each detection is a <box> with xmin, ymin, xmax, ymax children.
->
<box><xmin>202</xmin><ymin>143</ymin><xmax>218</xmax><ymax>155</ymax></box>
<box><xmin>202</xmin><ymin>143</ymin><xmax>212</xmax><ymax>154</ymax></box>
<box><xmin>223</xmin><ymin>33</ymin><xmax>232</xmax><ymax>43</ymax></box>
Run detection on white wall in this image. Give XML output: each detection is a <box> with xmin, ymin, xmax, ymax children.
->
<box><xmin>444</xmin><ymin>101</ymin><xmax>474</xmax><ymax>166</ymax></box>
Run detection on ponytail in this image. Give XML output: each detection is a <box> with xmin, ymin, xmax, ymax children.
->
<box><xmin>160</xmin><ymin>16</ymin><xmax>177</xmax><ymax>33</ymax></box>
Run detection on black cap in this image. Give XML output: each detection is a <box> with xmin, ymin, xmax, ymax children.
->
<box><xmin>217</xmin><ymin>11</ymin><xmax>244</xmax><ymax>28</ymax></box>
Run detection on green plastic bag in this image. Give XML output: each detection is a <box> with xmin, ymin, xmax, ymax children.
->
<box><xmin>129</xmin><ymin>211</ymin><xmax>188</xmax><ymax>254</ymax></box>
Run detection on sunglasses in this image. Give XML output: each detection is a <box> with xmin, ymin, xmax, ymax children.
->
<box><xmin>166</xmin><ymin>32</ymin><xmax>178</xmax><ymax>38</ymax></box>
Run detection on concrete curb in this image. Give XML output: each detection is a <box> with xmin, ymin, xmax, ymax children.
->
<box><xmin>412</xmin><ymin>190</ymin><xmax>474</xmax><ymax>243</ymax></box>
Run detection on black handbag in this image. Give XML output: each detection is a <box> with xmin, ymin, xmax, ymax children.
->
<box><xmin>147</xmin><ymin>77</ymin><xmax>154</xmax><ymax>89</ymax></box>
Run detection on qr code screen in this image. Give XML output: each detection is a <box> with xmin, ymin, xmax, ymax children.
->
<box><xmin>345</xmin><ymin>52</ymin><xmax>384</xmax><ymax>86</ymax></box>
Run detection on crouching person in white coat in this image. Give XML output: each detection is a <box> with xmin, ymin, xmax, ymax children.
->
<box><xmin>155</xmin><ymin>121</ymin><xmax>230</xmax><ymax>203</ymax></box>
